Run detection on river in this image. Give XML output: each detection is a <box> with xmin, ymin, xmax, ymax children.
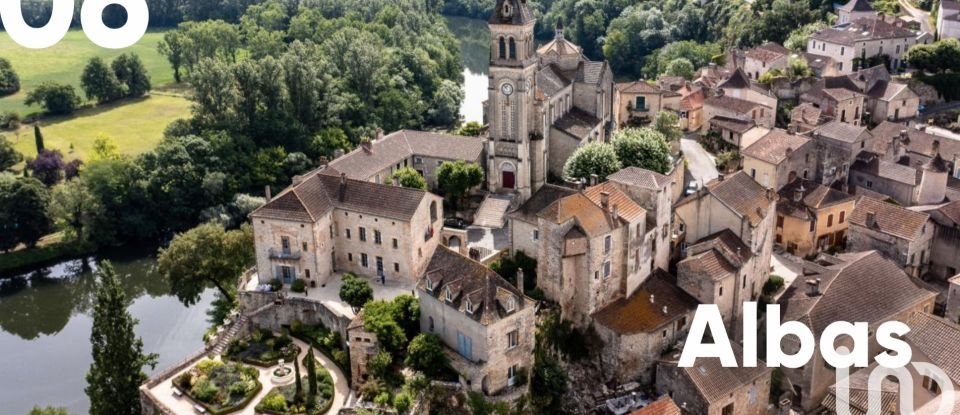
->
<box><xmin>0</xmin><ymin>253</ymin><xmax>215</xmax><ymax>415</ymax></box>
<box><xmin>446</xmin><ymin>16</ymin><xmax>490</xmax><ymax>124</ymax></box>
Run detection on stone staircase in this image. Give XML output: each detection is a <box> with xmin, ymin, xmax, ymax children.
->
<box><xmin>210</xmin><ymin>313</ymin><xmax>249</xmax><ymax>356</ymax></box>
<box><xmin>472</xmin><ymin>194</ymin><xmax>514</xmax><ymax>228</ymax></box>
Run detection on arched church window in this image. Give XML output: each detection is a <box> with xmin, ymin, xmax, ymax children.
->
<box><xmin>499</xmin><ymin>37</ymin><xmax>506</xmax><ymax>59</ymax></box>
<box><xmin>509</xmin><ymin>38</ymin><xmax>517</xmax><ymax>60</ymax></box>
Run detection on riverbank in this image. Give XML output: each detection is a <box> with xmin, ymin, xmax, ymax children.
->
<box><xmin>0</xmin><ymin>236</ymin><xmax>95</xmax><ymax>277</ymax></box>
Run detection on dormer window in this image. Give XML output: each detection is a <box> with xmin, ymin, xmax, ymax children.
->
<box><xmin>445</xmin><ymin>287</ymin><xmax>454</xmax><ymax>303</ymax></box>
<box><xmin>505</xmin><ymin>297</ymin><xmax>516</xmax><ymax>313</ymax></box>
<box><xmin>502</xmin><ymin>2</ymin><xmax>512</xmax><ymax>17</ymax></box>
<box><xmin>425</xmin><ymin>277</ymin><xmax>434</xmax><ymax>292</ymax></box>
<box><xmin>466</xmin><ymin>298</ymin><xmax>475</xmax><ymax>314</ymax></box>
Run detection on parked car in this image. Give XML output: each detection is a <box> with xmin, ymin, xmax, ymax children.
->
<box><xmin>685</xmin><ymin>180</ymin><xmax>699</xmax><ymax>195</ymax></box>
<box><xmin>444</xmin><ymin>217</ymin><xmax>467</xmax><ymax>229</ymax></box>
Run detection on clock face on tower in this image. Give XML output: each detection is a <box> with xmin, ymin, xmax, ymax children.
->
<box><xmin>501</xmin><ymin>82</ymin><xmax>514</xmax><ymax>96</ymax></box>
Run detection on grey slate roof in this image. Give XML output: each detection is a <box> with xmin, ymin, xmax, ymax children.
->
<box><xmin>850</xmin><ymin>196</ymin><xmax>930</xmax><ymax>241</ymax></box>
<box><xmin>906</xmin><ymin>312</ymin><xmax>960</xmax><ymax>384</ymax></box>
<box><xmin>704</xmin><ymin>95</ymin><xmax>765</xmax><ymax>115</ymax></box>
<box><xmin>676</xmin><ymin>171</ymin><xmax>773</xmax><ymax>226</ymax></box>
<box><xmin>810</xmin><ymin>17</ymin><xmax>918</xmax><ymax>45</ymax></box>
<box><xmin>508</xmin><ymin>184</ymin><xmax>577</xmax><ymax>223</ymax></box>
<box><xmin>327</xmin><ymin>130</ymin><xmax>485</xmax><ymax>181</ymax></box>
<box><xmin>554</xmin><ymin>107</ymin><xmax>601</xmax><ymax>140</ymax></box>
<box><xmin>849</xmin><ymin>157</ymin><xmax>919</xmax><ymax>185</ymax></box>
<box><xmin>742</xmin><ymin>129</ymin><xmax>811</xmax><ymax>165</ymax></box>
<box><xmin>813</xmin><ymin>120</ymin><xmax>870</xmax><ymax>144</ymax></box>
<box><xmin>608</xmin><ymin>167</ymin><xmax>671</xmax><ymax>190</ymax></box>
<box><xmin>659</xmin><ymin>343</ymin><xmax>771</xmax><ymax>404</ymax></box>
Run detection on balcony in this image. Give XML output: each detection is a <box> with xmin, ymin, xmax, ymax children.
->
<box><xmin>269</xmin><ymin>248</ymin><xmax>301</xmax><ymax>260</ymax></box>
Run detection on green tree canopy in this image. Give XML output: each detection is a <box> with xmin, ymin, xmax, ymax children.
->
<box><xmin>28</xmin><ymin>407</ymin><xmax>68</xmax><ymax>415</ymax></box>
<box><xmin>664</xmin><ymin>58</ymin><xmax>695</xmax><ymax>79</ymax></box>
<box><xmin>85</xmin><ymin>261</ymin><xmax>158</xmax><ymax>415</ymax></box>
<box><xmin>0</xmin><ymin>176</ymin><xmax>50</xmax><ymax>251</ymax></box>
<box><xmin>437</xmin><ymin>160</ymin><xmax>484</xmax><ymax>207</ymax></box>
<box><xmin>339</xmin><ymin>273</ymin><xmax>374</xmax><ymax>311</ymax></box>
<box><xmin>49</xmin><ymin>178</ymin><xmax>102</xmax><ymax>244</ymax></box>
<box><xmin>563</xmin><ymin>141</ymin><xmax>621</xmax><ymax>182</ymax></box>
<box><xmin>112</xmin><ymin>53</ymin><xmax>152</xmax><ymax>98</ymax></box>
<box><xmin>0</xmin><ymin>135</ymin><xmax>22</xmax><ymax>171</ymax></box>
<box><xmin>643</xmin><ymin>41</ymin><xmax>723</xmax><ymax>79</ymax></box>
<box><xmin>530</xmin><ymin>351</ymin><xmax>568</xmax><ymax>413</ymax></box>
<box><xmin>613</xmin><ymin>128</ymin><xmax>672</xmax><ymax>174</ymax></box>
<box><xmin>391</xmin><ymin>167</ymin><xmax>428</xmax><ymax>190</ymax></box>
<box><xmin>653</xmin><ymin>112</ymin><xmax>683</xmax><ymax>142</ymax></box>
<box><xmin>907</xmin><ymin>39</ymin><xmax>960</xmax><ymax>74</ymax></box>
<box><xmin>81</xmin><ymin>57</ymin><xmax>125</xmax><ymax>103</ymax></box>
<box><xmin>25</xmin><ymin>82</ymin><xmax>81</xmax><ymax>115</ymax></box>
<box><xmin>405</xmin><ymin>333</ymin><xmax>451</xmax><ymax>377</ymax></box>
<box><xmin>158</xmin><ymin>222</ymin><xmax>254</xmax><ymax>305</ymax></box>
<box><xmin>0</xmin><ymin>57</ymin><xmax>20</xmax><ymax>97</ymax></box>
<box><xmin>784</xmin><ymin>22</ymin><xmax>826</xmax><ymax>51</ymax></box>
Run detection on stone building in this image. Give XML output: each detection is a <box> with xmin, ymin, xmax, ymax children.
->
<box><xmin>708</xmin><ymin>117</ymin><xmax>768</xmax><ymax>151</ymax></box>
<box><xmin>485</xmin><ymin>0</ymin><xmax>614</xmax><ymax>202</ymax></box>
<box><xmin>674</xmin><ymin>172</ymin><xmax>777</xmax><ymax>293</ymax></box>
<box><xmin>417</xmin><ymin>246</ymin><xmax>535</xmax><ymax>396</ymax></box>
<box><xmin>947</xmin><ymin>275</ymin><xmax>960</xmax><ymax>324</ymax></box>
<box><xmin>613</xmin><ymin>80</ymin><xmax>681</xmax><ymax>128</ymax></box>
<box><xmin>507</xmin><ymin>184</ymin><xmax>576</xmax><ymax>258</ymax></box>
<box><xmin>810</xmin><ymin>121</ymin><xmax>873</xmax><ymax>189</ymax></box>
<box><xmin>250</xmin><ymin>168</ymin><xmax>443</xmax><ymax>287</ymax></box>
<box><xmin>346</xmin><ymin>311</ymin><xmax>378</xmax><ymax>386</ymax></box>
<box><xmin>327</xmin><ymin>129</ymin><xmax>486</xmax><ymax>190</ymax></box>
<box><xmin>656</xmin><ymin>344</ymin><xmax>772</xmax><ymax>415</ymax></box>
<box><xmin>607</xmin><ymin>167</ymin><xmax>676</xmax><ymax>272</ymax></box>
<box><xmin>775</xmin><ymin>180</ymin><xmax>857</xmax><ymax>257</ymax></box>
<box><xmin>743</xmin><ymin>42</ymin><xmax>791</xmax><ymax>81</ymax></box>
<box><xmin>848</xmin><ymin>196</ymin><xmax>934</xmax><ymax>277</ymax></box>
<box><xmin>536</xmin><ymin>182</ymin><xmax>650</xmax><ymax>326</ymax></box>
<box><xmin>807</xmin><ymin>17</ymin><xmax>928</xmax><ymax>74</ymax></box>
<box><xmin>702</xmin><ymin>95</ymin><xmax>775</xmax><ymax>133</ymax></box>
<box><xmin>741</xmin><ymin>128</ymin><xmax>817</xmax><ymax>189</ymax></box>
<box><xmin>791</xmin><ymin>103</ymin><xmax>825</xmax><ymax>134</ymax></box>
<box><xmin>778</xmin><ymin>251</ymin><xmax>937</xmax><ymax>411</ymax></box>
<box><xmin>837</xmin><ymin>0</ymin><xmax>878</xmax><ymax>24</ymax></box>
<box><xmin>938</xmin><ymin>0</ymin><xmax>960</xmax><ymax>40</ymax></box>
<box><xmin>801</xmin><ymin>78</ymin><xmax>865</xmax><ymax>127</ymax></box>
<box><xmin>592</xmin><ymin>271</ymin><xmax>698</xmax><ymax>384</ymax></box>
<box><xmin>919</xmin><ymin>201</ymin><xmax>960</xmax><ymax>281</ymax></box>
<box><xmin>872</xmin><ymin>122</ymin><xmax>960</xmax><ymax>178</ymax></box>
<box><xmin>717</xmin><ymin>68</ymin><xmax>778</xmax><ymax>111</ymax></box>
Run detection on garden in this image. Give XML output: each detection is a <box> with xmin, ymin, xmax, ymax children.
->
<box><xmin>174</xmin><ymin>359</ymin><xmax>262</xmax><ymax>415</ymax></box>
<box><xmin>256</xmin><ymin>351</ymin><xmax>336</xmax><ymax>415</ymax></box>
<box><xmin>226</xmin><ymin>328</ymin><xmax>300</xmax><ymax>367</ymax></box>
<box><xmin>288</xmin><ymin>320</ymin><xmax>350</xmax><ymax>375</ymax></box>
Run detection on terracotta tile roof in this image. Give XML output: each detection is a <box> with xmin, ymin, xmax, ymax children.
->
<box><xmin>709</xmin><ymin>116</ymin><xmax>755</xmax><ymax>134</ymax></box>
<box><xmin>745</xmin><ymin>43</ymin><xmax>790</xmax><ymax>64</ymax></box>
<box><xmin>676</xmin><ymin>171</ymin><xmax>773</xmax><ymax>227</ymax></box>
<box><xmin>935</xmin><ymin>200</ymin><xmax>960</xmax><ymax>226</ymax></box>
<box><xmin>679</xmin><ymin>229</ymin><xmax>753</xmax><ymax>281</ymax></box>
<box><xmin>780</xmin><ymin>251</ymin><xmax>937</xmax><ymax>337</ymax></box>
<box><xmin>616</xmin><ymin>80</ymin><xmax>662</xmax><ymax>94</ymax></box>
<box><xmin>554</xmin><ymin>107</ymin><xmax>602</xmax><ymax>140</ymax></box>
<box><xmin>850</xmin><ymin>196</ymin><xmax>930</xmax><ymax>240</ymax></box>
<box><xmin>704</xmin><ymin>94</ymin><xmax>765</xmax><ymax>115</ymax></box>
<box><xmin>583</xmin><ymin>182</ymin><xmax>647</xmax><ymax>223</ymax></box>
<box><xmin>778</xmin><ymin>180</ymin><xmax>856</xmax><ymax>220</ymax></box>
<box><xmin>418</xmin><ymin>246</ymin><xmax>529</xmax><ymax>326</ymax></box>
<box><xmin>608</xmin><ymin>167</ymin><xmax>671</xmax><ymax>190</ymax></box>
<box><xmin>679</xmin><ymin>88</ymin><xmax>705</xmax><ymax>111</ymax></box>
<box><xmin>791</xmin><ymin>103</ymin><xmax>823</xmax><ymax>126</ymax></box>
<box><xmin>871</xmin><ymin>121</ymin><xmax>960</xmax><ymax>161</ymax></box>
<box><xmin>810</xmin><ymin>17</ymin><xmax>918</xmax><ymax>45</ymax></box>
<box><xmin>906</xmin><ymin>312</ymin><xmax>960</xmax><ymax>384</ymax></box>
<box><xmin>537</xmin><ymin>37</ymin><xmax>585</xmax><ymax>59</ymax></box>
<box><xmin>251</xmin><ymin>168</ymin><xmax>428</xmax><ymax>221</ymax></box>
<box><xmin>679</xmin><ymin>248</ymin><xmax>739</xmax><ymax>280</ymax></box>
<box><xmin>660</xmin><ymin>343</ymin><xmax>771</xmax><ymax>404</ymax></box>
<box><xmin>867</xmin><ymin>80</ymin><xmax>916</xmax><ymax>101</ymax></box>
<box><xmin>327</xmin><ymin>130</ymin><xmax>484</xmax><ymax>181</ymax></box>
<box><xmin>630</xmin><ymin>396</ymin><xmax>682</xmax><ymax>415</ymax></box>
<box><xmin>540</xmin><ymin>193</ymin><xmax>619</xmax><ymax>238</ymax></box>
<box><xmin>742</xmin><ymin>129</ymin><xmax>811</xmax><ymax>165</ymax></box>
<box><xmin>593</xmin><ymin>271</ymin><xmax>698</xmax><ymax>334</ymax></box>
<box><xmin>508</xmin><ymin>184</ymin><xmax>577</xmax><ymax>223</ymax></box>
<box><xmin>822</xmin><ymin>367</ymin><xmax>899</xmax><ymax>415</ymax></box>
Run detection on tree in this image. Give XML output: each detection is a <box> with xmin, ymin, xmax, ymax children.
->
<box><xmin>310</xmin><ymin>128</ymin><xmax>352</xmax><ymax>159</ymax></box>
<box><xmin>81</xmin><ymin>57</ymin><xmax>125</xmax><ymax>103</ymax></box>
<box><xmin>92</xmin><ymin>135</ymin><xmax>121</xmax><ymax>161</ymax></box>
<box><xmin>25</xmin><ymin>82</ymin><xmax>81</xmax><ymax>115</ymax></box>
<box><xmin>530</xmin><ymin>351</ymin><xmax>568</xmax><ymax>413</ymax></box>
<box><xmin>339</xmin><ymin>273</ymin><xmax>374</xmax><ymax>311</ymax></box>
<box><xmin>664</xmin><ymin>58</ymin><xmax>695</xmax><ymax>80</ymax></box>
<box><xmin>363</xmin><ymin>299</ymin><xmax>408</xmax><ymax>355</ymax></box>
<box><xmin>112</xmin><ymin>53</ymin><xmax>152</xmax><ymax>98</ymax></box>
<box><xmin>742</xmin><ymin>0</ymin><xmax>817</xmax><ymax>46</ymax></box>
<box><xmin>429</xmin><ymin>79</ymin><xmax>464</xmax><ymax>127</ymax></box>
<box><xmin>294</xmin><ymin>356</ymin><xmax>303</xmax><ymax>401</ymax></box>
<box><xmin>0</xmin><ymin>176</ymin><xmax>50</xmax><ymax>251</ymax></box>
<box><xmin>158</xmin><ymin>30</ymin><xmax>187</xmax><ymax>83</ymax></box>
<box><xmin>0</xmin><ymin>135</ymin><xmax>22</xmax><ymax>171</ymax></box>
<box><xmin>306</xmin><ymin>347</ymin><xmax>318</xmax><ymax>397</ymax></box>
<box><xmin>784</xmin><ymin>22</ymin><xmax>826</xmax><ymax>51</ymax></box>
<box><xmin>405</xmin><ymin>333</ymin><xmax>450</xmax><ymax>377</ymax></box>
<box><xmin>49</xmin><ymin>179</ymin><xmax>102</xmax><ymax>244</ymax></box>
<box><xmin>34</xmin><ymin>124</ymin><xmax>44</xmax><ymax>153</ymax></box>
<box><xmin>908</xmin><ymin>39</ymin><xmax>960</xmax><ymax>73</ymax></box>
<box><xmin>784</xmin><ymin>58</ymin><xmax>814</xmax><ymax>81</ymax></box>
<box><xmin>563</xmin><ymin>142</ymin><xmax>621</xmax><ymax>182</ymax></box>
<box><xmin>437</xmin><ymin>160</ymin><xmax>484</xmax><ymax>209</ymax></box>
<box><xmin>613</xmin><ymin>128</ymin><xmax>672</xmax><ymax>174</ymax></box>
<box><xmin>391</xmin><ymin>167</ymin><xmax>427</xmax><ymax>190</ymax></box>
<box><xmin>0</xmin><ymin>57</ymin><xmax>20</xmax><ymax>97</ymax></box>
<box><xmin>653</xmin><ymin>112</ymin><xmax>683</xmax><ymax>142</ymax></box>
<box><xmin>27</xmin><ymin>150</ymin><xmax>65</xmax><ymax>186</ymax></box>
<box><xmin>456</xmin><ymin>121</ymin><xmax>483</xmax><ymax>137</ymax></box>
<box><xmin>643</xmin><ymin>41</ymin><xmax>723</xmax><ymax>79</ymax></box>
<box><xmin>64</xmin><ymin>159</ymin><xmax>83</xmax><ymax>180</ymax></box>
<box><xmin>28</xmin><ymin>407</ymin><xmax>68</xmax><ymax>415</ymax></box>
<box><xmin>604</xmin><ymin>7</ymin><xmax>672</xmax><ymax>77</ymax></box>
<box><xmin>86</xmin><ymin>261</ymin><xmax>158</xmax><ymax>415</ymax></box>
<box><xmin>158</xmin><ymin>222</ymin><xmax>254</xmax><ymax>305</ymax></box>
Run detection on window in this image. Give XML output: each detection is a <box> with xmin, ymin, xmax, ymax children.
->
<box><xmin>361</xmin><ymin>253</ymin><xmax>368</xmax><ymax>267</ymax></box>
<box><xmin>719</xmin><ymin>286</ymin><xmax>724</xmax><ymax>297</ymax></box>
<box><xmin>662</xmin><ymin>330</ymin><xmax>668</xmax><ymax>338</ymax></box>
<box><xmin>302</xmin><ymin>242</ymin><xmax>308</xmax><ymax>251</ymax></box>
<box><xmin>841</xmin><ymin>109</ymin><xmax>846</xmax><ymax>123</ymax></box>
<box><xmin>777</xmin><ymin>215</ymin><xmax>785</xmax><ymax>228</ymax></box>
<box><xmin>505</xmin><ymin>297</ymin><xmax>516</xmax><ymax>312</ymax></box>
<box><xmin>677</xmin><ymin>317</ymin><xmax>687</xmax><ymax>330</ymax></box>
<box><xmin>840</xmin><ymin>46</ymin><xmax>845</xmax><ymax>56</ymax></box>
<box><xmin>722</xmin><ymin>403</ymin><xmax>734</xmax><ymax>415</ymax></box>
<box><xmin>394</xmin><ymin>263</ymin><xmax>400</xmax><ymax>272</ymax></box>
<box><xmin>751</xmin><ymin>168</ymin><xmax>756</xmax><ymax>178</ymax></box>
<box><xmin>392</xmin><ymin>238</ymin><xmax>398</xmax><ymax>249</ymax></box>
<box><xmin>866</xmin><ymin>180</ymin><xmax>873</xmax><ymax>189</ymax></box>
<box><xmin>532</xmin><ymin>229</ymin><xmax>539</xmax><ymax>241</ymax></box>
<box><xmin>776</xmin><ymin>234</ymin><xmax>782</xmax><ymax>244</ymax></box>
<box><xmin>374</xmin><ymin>230</ymin><xmax>382</xmax><ymax>245</ymax></box>
<box><xmin>635</xmin><ymin>96</ymin><xmax>646</xmax><ymax>111</ymax></box>
<box><xmin>603</xmin><ymin>261</ymin><xmax>612</xmax><ymax>278</ymax></box>
<box><xmin>281</xmin><ymin>236</ymin><xmax>291</xmax><ymax>253</ymax></box>
<box><xmin>923</xmin><ymin>376</ymin><xmax>941</xmax><ymax>394</ymax></box>
<box><xmin>425</xmin><ymin>277</ymin><xmax>433</xmax><ymax>291</ymax></box>
<box><xmin>810</xmin><ymin>220</ymin><xmax>815</xmax><ymax>232</ymax></box>
<box><xmin>445</xmin><ymin>287</ymin><xmax>454</xmax><ymax>302</ymax></box>
<box><xmin>827</xmin><ymin>214</ymin><xmax>834</xmax><ymax>227</ymax></box>
<box><xmin>348</xmin><ymin>253</ymin><xmax>353</xmax><ymax>262</ymax></box>
<box><xmin>359</xmin><ymin>227</ymin><xmax>367</xmax><ymax>242</ymax></box>
<box><xmin>507</xmin><ymin>330</ymin><xmax>519</xmax><ymax>349</ymax></box>
<box><xmin>604</xmin><ymin>235</ymin><xmax>612</xmax><ymax>254</ymax></box>
<box><xmin>346</xmin><ymin>229</ymin><xmax>351</xmax><ymax>239</ymax></box>
<box><xmin>509</xmin><ymin>38</ymin><xmax>517</xmax><ymax>59</ymax></box>
<box><xmin>498</xmin><ymin>37</ymin><xmax>506</xmax><ymax>59</ymax></box>
<box><xmin>839</xmin><ymin>211</ymin><xmax>845</xmax><ymax>223</ymax></box>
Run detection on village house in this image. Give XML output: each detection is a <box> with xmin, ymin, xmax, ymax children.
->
<box><xmin>801</xmin><ymin>52</ymin><xmax>841</xmax><ymax>78</ymax></box>
<box><xmin>741</xmin><ymin>128</ymin><xmax>817</xmax><ymax>189</ymax></box>
<box><xmin>417</xmin><ymin>246</ymin><xmax>536</xmax><ymax>396</ymax></box>
<box><xmin>810</xmin><ymin>121</ymin><xmax>873</xmax><ymax>189</ymax></box>
<box><xmin>790</xmin><ymin>103</ymin><xmax>826</xmax><ymax>133</ymax></box>
<box><xmin>743</xmin><ymin>42</ymin><xmax>791</xmax><ymax>81</ymax></box>
<box><xmin>837</xmin><ymin>65</ymin><xmax>922</xmax><ymax>123</ymax></box>
<box><xmin>250</xmin><ymin>168</ymin><xmax>444</xmax><ymax>287</ymax></box>
<box><xmin>847</xmin><ymin>196</ymin><xmax>935</xmax><ymax>278</ymax></box>
<box><xmin>775</xmin><ymin>180</ymin><xmax>857</xmax><ymax>257</ymax></box>
<box><xmin>948</xmin><ymin>275</ymin><xmax>960</xmax><ymax>324</ymax></box>
<box><xmin>702</xmin><ymin>95</ymin><xmax>775</xmax><ymax>133</ymax></box>
<box><xmin>708</xmin><ymin>117</ymin><xmax>768</xmax><ymax>151</ymax></box>
<box><xmin>346</xmin><ymin>311</ymin><xmax>378</xmax><ymax>386</ymax></box>
<box><xmin>778</xmin><ymin>251</ymin><xmax>938</xmax><ymax>411</ymax></box>
<box><xmin>607</xmin><ymin>167</ymin><xmax>678</xmax><ymax>271</ymax></box>
<box><xmin>872</xmin><ymin>122</ymin><xmax>960</xmax><ymax>178</ymax></box>
<box><xmin>938</xmin><ymin>0</ymin><xmax>960</xmax><ymax>40</ymax></box>
<box><xmin>656</xmin><ymin>343</ymin><xmax>772</xmax><ymax>415</ymax></box>
<box><xmin>630</xmin><ymin>396</ymin><xmax>682</xmax><ymax>415</ymax></box>
<box><xmin>717</xmin><ymin>69</ymin><xmax>779</xmax><ymax>112</ymax></box>
<box><xmin>671</xmin><ymin>82</ymin><xmax>707</xmax><ymax>131</ymax></box>
<box><xmin>327</xmin><ymin>129</ymin><xmax>486</xmax><ymax>190</ymax></box>
<box><xmin>807</xmin><ymin>16</ymin><xmax>928</xmax><ymax>74</ymax></box>
<box><xmin>507</xmin><ymin>184</ymin><xmax>577</xmax><ymax>258</ymax></box>
<box><xmin>676</xmin><ymin>229</ymin><xmax>761</xmax><ymax>338</ymax></box>
<box><xmin>837</xmin><ymin>0</ymin><xmax>878</xmax><ymax>25</ymax></box>
<box><xmin>849</xmin><ymin>150</ymin><xmax>949</xmax><ymax>206</ymax></box>
<box><xmin>592</xmin><ymin>271</ymin><xmax>698</xmax><ymax>384</ymax></box>
<box><xmin>801</xmin><ymin>78</ymin><xmax>866</xmax><ymax>127</ymax></box>
<box><xmin>916</xmin><ymin>200</ymin><xmax>960</xmax><ymax>281</ymax></box>
<box><xmin>613</xmin><ymin>80</ymin><xmax>681</xmax><ymax>128</ymax></box>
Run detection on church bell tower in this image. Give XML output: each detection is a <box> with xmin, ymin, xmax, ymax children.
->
<box><xmin>487</xmin><ymin>0</ymin><xmax>538</xmax><ymax>202</ymax></box>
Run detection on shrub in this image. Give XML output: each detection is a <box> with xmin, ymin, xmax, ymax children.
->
<box><xmin>191</xmin><ymin>379</ymin><xmax>218</xmax><ymax>403</ymax></box>
<box><xmin>175</xmin><ymin>372</ymin><xmax>193</xmax><ymax>390</ymax></box>
<box><xmin>375</xmin><ymin>391</ymin><xmax>392</xmax><ymax>406</ymax></box>
<box><xmin>260</xmin><ymin>392</ymin><xmax>288</xmax><ymax>412</ymax></box>
<box><xmin>0</xmin><ymin>58</ymin><xmax>20</xmax><ymax>97</ymax></box>
<box><xmin>24</xmin><ymin>82</ymin><xmax>81</xmax><ymax>115</ymax></box>
<box><xmin>196</xmin><ymin>359</ymin><xmax>224</xmax><ymax>373</ymax></box>
<box><xmin>291</xmin><ymin>278</ymin><xmax>307</xmax><ymax>293</ymax></box>
<box><xmin>251</xmin><ymin>329</ymin><xmax>265</xmax><ymax>343</ymax></box>
<box><xmin>269</xmin><ymin>278</ymin><xmax>282</xmax><ymax>291</ymax></box>
<box><xmin>0</xmin><ymin>111</ymin><xmax>20</xmax><ymax>129</ymax></box>
<box><xmin>394</xmin><ymin>391</ymin><xmax>413</xmax><ymax>413</ymax></box>
<box><xmin>405</xmin><ymin>334</ymin><xmax>451</xmax><ymax>377</ymax></box>
<box><xmin>290</xmin><ymin>319</ymin><xmax>303</xmax><ymax>334</ymax></box>
<box><xmin>228</xmin><ymin>379</ymin><xmax>255</xmax><ymax>396</ymax></box>
<box><xmin>763</xmin><ymin>275</ymin><xmax>785</xmax><ymax>296</ymax></box>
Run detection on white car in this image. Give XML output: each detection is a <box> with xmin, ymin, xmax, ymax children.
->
<box><xmin>685</xmin><ymin>180</ymin><xmax>699</xmax><ymax>195</ymax></box>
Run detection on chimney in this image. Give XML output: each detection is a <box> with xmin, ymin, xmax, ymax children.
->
<box><xmin>375</xmin><ymin>128</ymin><xmax>384</xmax><ymax>142</ymax></box>
<box><xmin>717</xmin><ymin>174</ymin><xmax>725</xmax><ymax>182</ymax></box>
<box><xmin>794</xmin><ymin>184</ymin><xmax>805</xmax><ymax>203</ymax></box>
<box><xmin>649</xmin><ymin>294</ymin><xmax>655</xmax><ymax>304</ymax></box>
<box><xmin>866</xmin><ymin>211</ymin><xmax>876</xmax><ymax>227</ymax></box>
<box><xmin>318</xmin><ymin>155</ymin><xmax>329</xmax><ymax>167</ymax></box>
<box><xmin>806</xmin><ymin>278</ymin><xmax>822</xmax><ymax>296</ymax></box>
<box><xmin>787</xmin><ymin>123</ymin><xmax>797</xmax><ymax>134</ymax></box>
<box><xmin>662</xmin><ymin>305</ymin><xmax>669</xmax><ymax>315</ymax></box>
<box><xmin>611</xmin><ymin>203</ymin><xmax>619</xmax><ymax>220</ymax></box>
<box><xmin>360</xmin><ymin>138</ymin><xmax>372</xmax><ymax>152</ymax></box>
<box><xmin>600</xmin><ymin>191</ymin><xmax>610</xmax><ymax>209</ymax></box>
<box><xmin>590</xmin><ymin>174</ymin><xmax>599</xmax><ymax>186</ymax></box>
<box><xmin>933</xmin><ymin>140</ymin><xmax>941</xmax><ymax>154</ymax></box>
<box><xmin>517</xmin><ymin>268</ymin><xmax>525</xmax><ymax>295</ymax></box>
<box><xmin>339</xmin><ymin>173</ymin><xmax>348</xmax><ymax>201</ymax></box>
<box><xmin>265</xmin><ymin>185</ymin><xmax>272</xmax><ymax>201</ymax></box>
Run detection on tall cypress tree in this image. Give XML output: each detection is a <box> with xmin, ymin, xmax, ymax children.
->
<box><xmin>306</xmin><ymin>347</ymin><xmax>318</xmax><ymax>397</ymax></box>
<box><xmin>34</xmin><ymin>124</ymin><xmax>44</xmax><ymax>154</ymax></box>
<box><xmin>85</xmin><ymin>261</ymin><xmax>158</xmax><ymax>415</ymax></box>
<box><xmin>294</xmin><ymin>356</ymin><xmax>303</xmax><ymax>402</ymax></box>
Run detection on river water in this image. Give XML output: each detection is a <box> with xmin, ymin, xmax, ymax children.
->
<box><xmin>0</xmin><ymin>254</ymin><xmax>215</xmax><ymax>415</ymax></box>
<box><xmin>446</xmin><ymin>16</ymin><xmax>490</xmax><ymax>124</ymax></box>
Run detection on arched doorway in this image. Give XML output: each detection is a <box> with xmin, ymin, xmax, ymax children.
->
<box><xmin>448</xmin><ymin>236</ymin><xmax>462</xmax><ymax>249</ymax></box>
<box><xmin>500</xmin><ymin>162</ymin><xmax>516</xmax><ymax>190</ymax></box>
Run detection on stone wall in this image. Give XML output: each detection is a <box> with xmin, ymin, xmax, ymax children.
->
<box><xmin>241</xmin><ymin>291</ymin><xmax>353</xmax><ymax>346</ymax></box>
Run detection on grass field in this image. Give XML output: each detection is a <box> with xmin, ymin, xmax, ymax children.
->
<box><xmin>0</xmin><ymin>29</ymin><xmax>176</xmax><ymax>115</ymax></box>
<box><xmin>10</xmin><ymin>94</ymin><xmax>191</xmax><ymax>161</ymax></box>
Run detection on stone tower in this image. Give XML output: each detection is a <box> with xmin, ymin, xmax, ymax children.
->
<box><xmin>487</xmin><ymin>0</ymin><xmax>539</xmax><ymax>202</ymax></box>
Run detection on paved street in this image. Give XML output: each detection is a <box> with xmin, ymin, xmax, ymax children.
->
<box><xmin>681</xmin><ymin>135</ymin><xmax>719</xmax><ymax>188</ymax></box>
<box><xmin>899</xmin><ymin>0</ymin><xmax>933</xmax><ymax>34</ymax></box>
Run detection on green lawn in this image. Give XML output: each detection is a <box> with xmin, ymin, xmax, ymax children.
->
<box><xmin>0</xmin><ymin>29</ymin><xmax>175</xmax><ymax>115</ymax></box>
<box><xmin>11</xmin><ymin>94</ymin><xmax>191</xmax><ymax>161</ymax></box>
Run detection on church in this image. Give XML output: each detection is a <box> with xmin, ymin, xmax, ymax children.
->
<box><xmin>484</xmin><ymin>0</ymin><xmax>615</xmax><ymax>203</ymax></box>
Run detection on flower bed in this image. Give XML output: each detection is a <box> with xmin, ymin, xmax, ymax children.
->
<box><xmin>226</xmin><ymin>329</ymin><xmax>300</xmax><ymax>367</ymax></box>
<box><xmin>288</xmin><ymin>321</ymin><xmax>351</xmax><ymax>379</ymax></box>
<box><xmin>255</xmin><ymin>358</ymin><xmax>336</xmax><ymax>415</ymax></box>
<box><xmin>174</xmin><ymin>359</ymin><xmax>262</xmax><ymax>415</ymax></box>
